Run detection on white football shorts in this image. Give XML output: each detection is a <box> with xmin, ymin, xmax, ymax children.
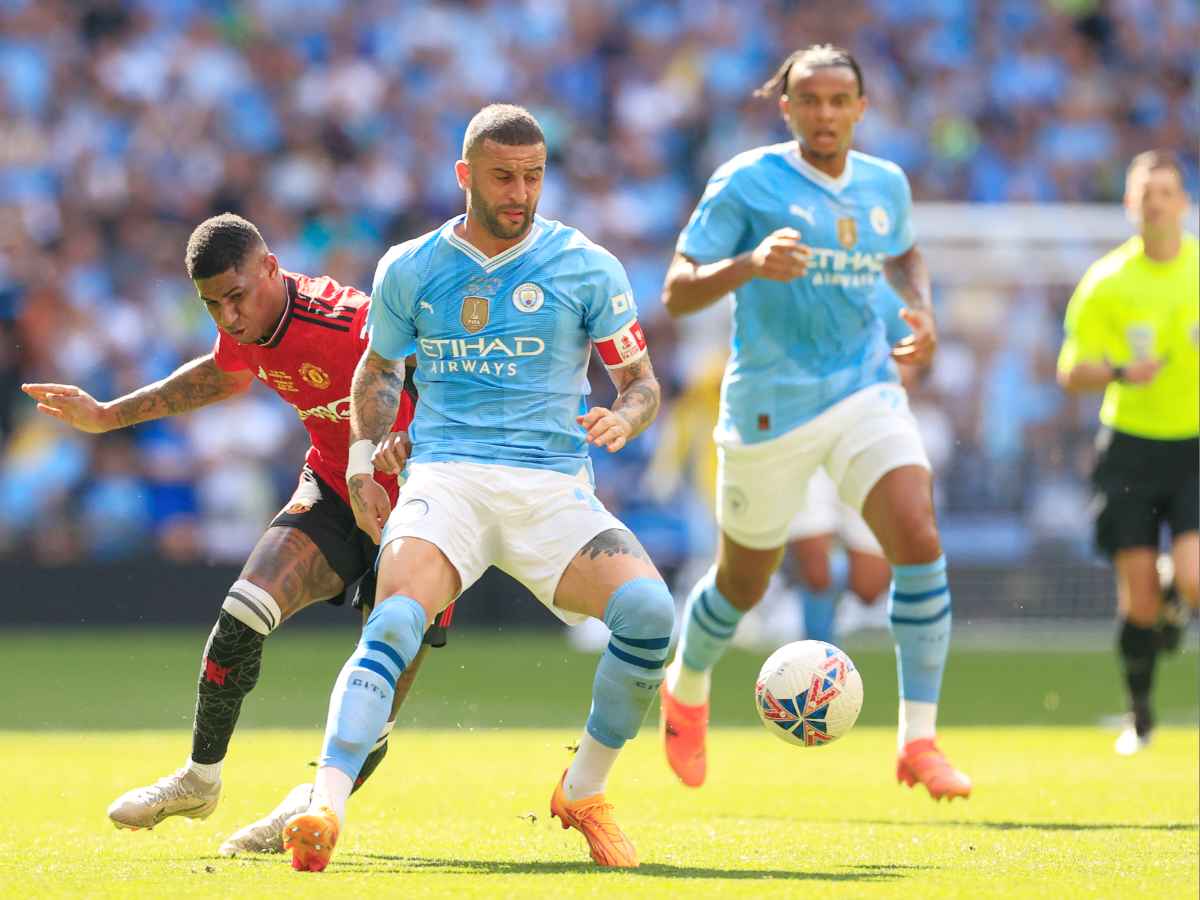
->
<box><xmin>786</xmin><ymin>466</ymin><xmax>883</xmax><ymax>554</ymax></box>
<box><xmin>717</xmin><ymin>383</ymin><xmax>929</xmax><ymax>551</ymax></box>
<box><xmin>380</xmin><ymin>460</ymin><xmax>626</xmax><ymax>625</ymax></box>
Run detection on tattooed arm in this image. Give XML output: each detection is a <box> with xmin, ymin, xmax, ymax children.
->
<box><xmin>882</xmin><ymin>244</ymin><xmax>938</xmax><ymax>367</ymax></box>
<box><xmin>22</xmin><ymin>353</ymin><xmax>252</xmax><ymax>434</ymax></box>
<box><xmin>349</xmin><ymin>349</ymin><xmax>406</xmax><ymax>445</ymax></box>
<box><xmin>346</xmin><ymin>348</ymin><xmax>407</xmax><ymax>542</ymax></box>
<box><xmin>578</xmin><ymin>353</ymin><xmax>662</xmax><ymax>453</ymax></box>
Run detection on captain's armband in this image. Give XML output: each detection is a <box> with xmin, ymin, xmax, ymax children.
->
<box><xmin>594</xmin><ymin>320</ymin><xmax>648</xmax><ymax>370</ymax></box>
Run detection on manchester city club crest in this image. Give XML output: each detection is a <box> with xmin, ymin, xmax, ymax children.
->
<box><xmin>870</xmin><ymin>205</ymin><xmax>891</xmax><ymax>235</ymax></box>
<box><xmin>836</xmin><ymin>216</ymin><xmax>858</xmax><ymax>249</ymax></box>
<box><xmin>460</xmin><ymin>296</ymin><xmax>490</xmax><ymax>333</ymax></box>
<box><xmin>512</xmin><ymin>282</ymin><xmax>544</xmax><ymax>313</ymax></box>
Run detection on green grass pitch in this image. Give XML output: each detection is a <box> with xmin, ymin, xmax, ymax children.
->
<box><xmin>0</xmin><ymin>629</ymin><xmax>1196</xmax><ymax>898</ymax></box>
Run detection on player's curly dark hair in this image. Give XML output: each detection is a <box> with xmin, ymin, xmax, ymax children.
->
<box><xmin>754</xmin><ymin>44</ymin><xmax>865</xmax><ymax>99</ymax></box>
<box><xmin>185</xmin><ymin>213</ymin><xmax>266</xmax><ymax>280</ymax></box>
<box><xmin>462</xmin><ymin>104</ymin><xmax>545</xmax><ymax>159</ymax></box>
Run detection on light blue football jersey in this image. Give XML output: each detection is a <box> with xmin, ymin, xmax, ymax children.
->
<box><xmin>367</xmin><ymin>214</ymin><xmax>645</xmax><ymax>479</ymax></box>
<box><xmin>677</xmin><ymin>142</ymin><xmax>916</xmax><ymax>444</ymax></box>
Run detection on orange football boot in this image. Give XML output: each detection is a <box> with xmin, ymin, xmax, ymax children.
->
<box><xmin>282</xmin><ymin>805</ymin><xmax>340</xmax><ymax>872</ymax></box>
<box><xmin>660</xmin><ymin>681</ymin><xmax>708</xmax><ymax>787</ymax></box>
<box><xmin>897</xmin><ymin>738</ymin><xmax>972</xmax><ymax>801</ymax></box>
<box><xmin>550</xmin><ymin>771</ymin><xmax>638</xmax><ymax>868</ymax></box>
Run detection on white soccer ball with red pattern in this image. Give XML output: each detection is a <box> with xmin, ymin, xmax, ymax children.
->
<box><xmin>755</xmin><ymin>640</ymin><xmax>863</xmax><ymax>747</ymax></box>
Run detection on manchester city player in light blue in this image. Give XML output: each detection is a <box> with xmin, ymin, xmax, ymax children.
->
<box><xmin>282</xmin><ymin>105</ymin><xmax>672</xmax><ymax>872</ymax></box>
<box><xmin>787</xmin><ymin>282</ymin><xmax>915</xmax><ymax>646</ymax></box>
<box><xmin>658</xmin><ymin>45</ymin><xmax>971</xmax><ymax>801</ymax></box>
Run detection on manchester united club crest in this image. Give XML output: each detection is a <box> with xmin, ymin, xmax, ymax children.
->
<box><xmin>836</xmin><ymin>216</ymin><xmax>858</xmax><ymax>249</ymax></box>
<box><xmin>299</xmin><ymin>362</ymin><xmax>331</xmax><ymax>390</ymax></box>
<box><xmin>460</xmin><ymin>296</ymin><xmax>490</xmax><ymax>333</ymax></box>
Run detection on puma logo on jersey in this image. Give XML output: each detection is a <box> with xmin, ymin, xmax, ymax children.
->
<box><xmin>418</xmin><ymin>301</ymin><xmax>435</xmax><ymax>316</ymax></box>
<box><xmin>789</xmin><ymin>204</ymin><xmax>816</xmax><ymax>227</ymax></box>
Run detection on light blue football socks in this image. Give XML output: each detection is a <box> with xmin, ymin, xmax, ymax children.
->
<box><xmin>801</xmin><ymin>585</ymin><xmax>839</xmax><ymax>644</ymax></box>
<box><xmin>665</xmin><ymin>569</ymin><xmax>746</xmax><ymax>706</ymax></box>
<box><xmin>888</xmin><ymin>555</ymin><xmax>951</xmax><ymax>745</ymax></box>
<box><xmin>567</xmin><ymin>577</ymin><xmax>674</xmax><ymax>800</ymax></box>
<box><xmin>320</xmin><ymin>595</ymin><xmax>426</xmax><ymax>779</ymax></box>
<box><xmin>584</xmin><ymin>578</ymin><xmax>675</xmax><ymax>749</ymax></box>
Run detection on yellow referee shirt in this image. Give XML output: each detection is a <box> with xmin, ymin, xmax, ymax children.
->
<box><xmin>1058</xmin><ymin>234</ymin><xmax>1199</xmax><ymax>439</ymax></box>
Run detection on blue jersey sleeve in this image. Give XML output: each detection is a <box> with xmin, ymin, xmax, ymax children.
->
<box><xmin>583</xmin><ymin>249</ymin><xmax>648</xmax><ymax>369</ymax></box>
<box><xmin>676</xmin><ymin>167</ymin><xmax>748</xmax><ymax>264</ymax></box>
<box><xmin>366</xmin><ymin>247</ymin><xmax>418</xmax><ymax>361</ymax></box>
<box><xmin>886</xmin><ymin>168</ymin><xmax>916</xmax><ymax>256</ymax></box>
<box><xmin>873</xmin><ymin>283</ymin><xmax>912</xmax><ymax>345</ymax></box>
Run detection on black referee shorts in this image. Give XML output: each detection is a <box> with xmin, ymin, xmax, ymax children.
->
<box><xmin>269</xmin><ymin>465</ymin><xmax>449</xmax><ymax>647</ymax></box>
<box><xmin>1091</xmin><ymin>428</ymin><xmax>1199</xmax><ymax>557</ymax></box>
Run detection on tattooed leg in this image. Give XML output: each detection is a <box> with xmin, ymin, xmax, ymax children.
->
<box><xmin>553</xmin><ymin>529</ymin><xmax>675</xmax><ymax>802</ymax></box>
<box><xmin>554</xmin><ymin>529</ymin><xmax>663</xmax><ymax>620</ymax></box>
<box><xmin>192</xmin><ymin>527</ymin><xmax>344</xmax><ymax>765</ymax></box>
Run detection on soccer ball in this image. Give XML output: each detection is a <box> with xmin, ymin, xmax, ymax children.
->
<box><xmin>755</xmin><ymin>640</ymin><xmax>863</xmax><ymax>747</ymax></box>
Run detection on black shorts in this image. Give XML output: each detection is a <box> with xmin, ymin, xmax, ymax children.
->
<box><xmin>270</xmin><ymin>466</ymin><xmax>450</xmax><ymax>647</ymax></box>
<box><xmin>1091</xmin><ymin>428</ymin><xmax>1199</xmax><ymax>557</ymax></box>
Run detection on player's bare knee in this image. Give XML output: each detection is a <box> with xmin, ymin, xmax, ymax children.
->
<box><xmin>890</xmin><ymin>522</ymin><xmax>941</xmax><ymax>566</ymax></box>
<box><xmin>715</xmin><ymin>566</ymin><xmax>771</xmax><ymax>609</ymax></box>
<box><xmin>221</xmin><ymin>579</ymin><xmax>282</xmax><ymax>636</ymax></box>
<box><xmin>850</xmin><ymin>571</ymin><xmax>889</xmax><ymax>604</ymax></box>
<box><xmin>794</xmin><ymin>552</ymin><xmax>832</xmax><ymax>592</ymax></box>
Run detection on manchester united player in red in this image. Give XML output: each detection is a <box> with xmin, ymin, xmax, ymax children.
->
<box><xmin>22</xmin><ymin>213</ymin><xmax>451</xmax><ymax>855</ymax></box>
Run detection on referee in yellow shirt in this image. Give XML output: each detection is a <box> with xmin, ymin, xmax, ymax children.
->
<box><xmin>1058</xmin><ymin>149</ymin><xmax>1199</xmax><ymax>755</ymax></box>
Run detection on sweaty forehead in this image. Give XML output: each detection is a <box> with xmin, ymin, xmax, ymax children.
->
<box><xmin>788</xmin><ymin>64</ymin><xmax>859</xmax><ymax>96</ymax></box>
<box><xmin>477</xmin><ymin>139</ymin><xmax>546</xmax><ymax>170</ymax></box>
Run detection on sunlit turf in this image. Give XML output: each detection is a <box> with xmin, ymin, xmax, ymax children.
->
<box><xmin>0</xmin><ymin>727</ymin><xmax>1195</xmax><ymax>898</ymax></box>
<box><xmin>0</xmin><ymin>629</ymin><xmax>1196</xmax><ymax>896</ymax></box>
<box><xmin>2</xmin><ymin>628</ymin><xmax>1197</xmax><ymax>731</ymax></box>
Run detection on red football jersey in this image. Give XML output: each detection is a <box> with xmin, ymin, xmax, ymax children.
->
<box><xmin>212</xmin><ymin>270</ymin><xmax>413</xmax><ymax>505</ymax></box>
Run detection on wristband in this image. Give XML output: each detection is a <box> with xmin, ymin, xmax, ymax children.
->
<box><xmin>1111</xmin><ymin>365</ymin><xmax>1127</xmax><ymax>383</ymax></box>
<box><xmin>346</xmin><ymin>439</ymin><xmax>376</xmax><ymax>480</ymax></box>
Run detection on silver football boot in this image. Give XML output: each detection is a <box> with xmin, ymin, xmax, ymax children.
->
<box><xmin>218</xmin><ymin>783</ymin><xmax>313</xmax><ymax>856</ymax></box>
<box><xmin>107</xmin><ymin>767</ymin><xmax>221</xmax><ymax>830</ymax></box>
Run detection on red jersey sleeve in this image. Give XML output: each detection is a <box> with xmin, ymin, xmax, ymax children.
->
<box><xmin>212</xmin><ymin>330</ymin><xmax>251</xmax><ymax>372</ymax></box>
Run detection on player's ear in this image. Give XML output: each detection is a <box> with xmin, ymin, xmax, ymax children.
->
<box><xmin>262</xmin><ymin>251</ymin><xmax>279</xmax><ymax>279</ymax></box>
<box><xmin>454</xmin><ymin>158</ymin><xmax>471</xmax><ymax>192</ymax></box>
<box><xmin>778</xmin><ymin>93</ymin><xmax>790</xmax><ymax>124</ymax></box>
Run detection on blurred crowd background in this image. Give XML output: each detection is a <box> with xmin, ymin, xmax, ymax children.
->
<box><xmin>1</xmin><ymin>0</ymin><xmax>1197</xmax><ymax>604</ymax></box>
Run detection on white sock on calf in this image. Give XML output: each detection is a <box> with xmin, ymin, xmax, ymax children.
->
<box><xmin>564</xmin><ymin>733</ymin><xmax>621</xmax><ymax>801</ymax></box>
<box><xmin>186</xmin><ymin>759</ymin><xmax>223</xmax><ymax>784</ymax></box>
<box><xmin>666</xmin><ymin>657</ymin><xmax>710</xmax><ymax>707</ymax></box>
<box><xmin>313</xmin><ymin>766</ymin><xmax>354</xmax><ymax>823</ymax></box>
<box><xmin>899</xmin><ymin>700</ymin><xmax>938</xmax><ymax>749</ymax></box>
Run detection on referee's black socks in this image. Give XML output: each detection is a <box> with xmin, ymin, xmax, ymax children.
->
<box><xmin>1117</xmin><ymin>619</ymin><xmax>1158</xmax><ymax>736</ymax></box>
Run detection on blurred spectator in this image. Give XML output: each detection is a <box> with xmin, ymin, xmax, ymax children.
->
<box><xmin>1</xmin><ymin>0</ymin><xmax>1196</xmax><ymax>573</ymax></box>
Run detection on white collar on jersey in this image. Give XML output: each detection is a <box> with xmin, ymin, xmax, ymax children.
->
<box><xmin>785</xmin><ymin>146</ymin><xmax>854</xmax><ymax>195</ymax></box>
<box><xmin>444</xmin><ymin>215</ymin><xmax>544</xmax><ymax>272</ymax></box>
